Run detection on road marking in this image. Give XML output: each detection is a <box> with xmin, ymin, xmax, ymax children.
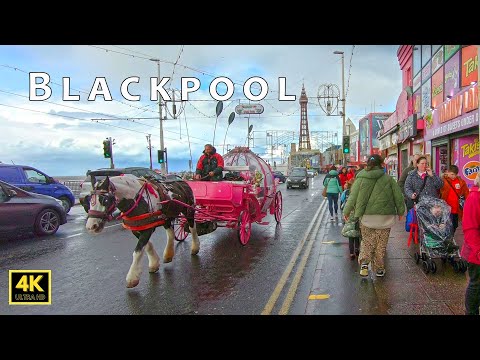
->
<box><xmin>308</xmin><ymin>294</ymin><xmax>330</xmax><ymax>300</ymax></box>
<box><xmin>279</xmin><ymin>206</ymin><xmax>324</xmax><ymax>315</ymax></box>
<box><xmin>261</xmin><ymin>199</ymin><xmax>327</xmax><ymax>315</ymax></box>
<box><xmin>322</xmin><ymin>240</ymin><xmax>335</xmax><ymax>244</ymax></box>
<box><xmin>63</xmin><ymin>223</ymin><xmax>122</xmax><ymax>238</ymax></box>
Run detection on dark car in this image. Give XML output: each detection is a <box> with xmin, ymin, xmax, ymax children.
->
<box><xmin>79</xmin><ymin>167</ymin><xmax>165</xmax><ymax>212</ymax></box>
<box><xmin>286</xmin><ymin>167</ymin><xmax>309</xmax><ymax>189</ymax></box>
<box><xmin>0</xmin><ymin>179</ymin><xmax>67</xmax><ymax>237</ymax></box>
<box><xmin>272</xmin><ymin>171</ymin><xmax>287</xmax><ymax>183</ymax></box>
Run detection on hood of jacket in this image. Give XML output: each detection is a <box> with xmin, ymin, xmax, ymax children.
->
<box><xmin>203</xmin><ymin>147</ymin><xmax>217</xmax><ymax>156</ymax></box>
<box><xmin>356</xmin><ymin>167</ymin><xmax>385</xmax><ymax>180</ymax></box>
<box><xmin>328</xmin><ymin>170</ymin><xmax>339</xmax><ymax>176</ymax></box>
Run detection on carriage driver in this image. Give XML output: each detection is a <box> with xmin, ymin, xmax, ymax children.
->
<box><xmin>194</xmin><ymin>144</ymin><xmax>225</xmax><ymax>181</ymax></box>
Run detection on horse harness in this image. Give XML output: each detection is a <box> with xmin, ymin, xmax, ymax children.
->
<box><xmin>118</xmin><ymin>178</ymin><xmax>173</xmax><ymax>231</ymax></box>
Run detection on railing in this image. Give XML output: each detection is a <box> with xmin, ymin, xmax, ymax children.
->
<box><xmin>62</xmin><ymin>180</ymin><xmax>83</xmax><ymax>203</ymax></box>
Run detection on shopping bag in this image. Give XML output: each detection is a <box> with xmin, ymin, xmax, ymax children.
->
<box><xmin>405</xmin><ymin>207</ymin><xmax>416</xmax><ymax>232</ymax></box>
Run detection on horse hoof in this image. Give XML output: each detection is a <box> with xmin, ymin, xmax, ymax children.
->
<box><xmin>163</xmin><ymin>257</ymin><xmax>173</xmax><ymax>263</ymax></box>
<box><xmin>149</xmin><ymin>266</ymin><xmax>160</xmax><ymax>273</ymax></box>
<box><xmin>126</xmin><ymin>279</ymin><xmax>140</xmax><ymax>288</ymax></box>
<box><xmin>191</xmin><ymin>248</ymin><xmax>199</xmax><ymax>256</ymax></box>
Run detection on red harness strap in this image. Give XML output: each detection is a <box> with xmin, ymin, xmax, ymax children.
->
<box><xmin>121</xmin><ymin>210</ymin><xmax>165</xmax><ymax>231</ymax></box>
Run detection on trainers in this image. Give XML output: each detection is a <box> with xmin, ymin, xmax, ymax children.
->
<box><xmin>330</xmin><ymin>216</ymin><xmax>334</xmax><ymax>221</ymax></box>
<box><xmin>359</xmin><ymin>264</ymin><xmax>368</xmax><ymax>276</ymax></box>
<box><xmin>376</xmin><ymin>269</ymin><xmax>386</xmax><ymax>277</ymax></box>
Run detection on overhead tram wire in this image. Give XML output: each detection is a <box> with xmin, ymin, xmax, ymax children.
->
<box><xmin>0</xmin><ymin>88</ymin><xmax>213</xmax><ymax>144</ymax></box>
<box><xmin>87</xmin><ymin>45</ymin><xmax>281</xmax><ymax>96</ymax></box>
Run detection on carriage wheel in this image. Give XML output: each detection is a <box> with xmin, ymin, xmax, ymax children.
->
<box><xmin>174</xmin><ymin>216</ymin><xmax>189</xmax><ymax>242</ymax></box>
<box><xmin>237</xmin><ymin>210</ymin><xmax>252</xmax><ymax>246</ymax></box>
<box><xmin>274</xmin><ymin>191</ymin><xmax>282</xmax><ymax>223</ymax></box>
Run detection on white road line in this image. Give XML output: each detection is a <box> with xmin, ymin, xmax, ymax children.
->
<box><xmin>63</xmin><ymin>223</ymin><xmax>122</xmax><ymax>238</ymax></box>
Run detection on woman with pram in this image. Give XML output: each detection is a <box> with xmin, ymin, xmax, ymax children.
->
<box><xmin>404</xmin><ymin>156</ymin><xmax>443</xmax><ymax>205</ymax></box>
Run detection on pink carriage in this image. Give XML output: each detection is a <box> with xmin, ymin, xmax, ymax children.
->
<box><xmin>173</xmin><ymin>147</ymin><xmax>283</xmax><ymax>245</ymax></box>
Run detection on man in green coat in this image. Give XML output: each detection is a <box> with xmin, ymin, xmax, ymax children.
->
<box><xmin>343</xmin><ymin>154</ymin><xmax>406</xmax><ymax>277</ymax></box>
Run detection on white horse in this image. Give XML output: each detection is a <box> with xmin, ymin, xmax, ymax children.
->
<box><xmin>85</xmin><ymin>175</ymin><xmax>200</xmax><ymax>288</ymax></box>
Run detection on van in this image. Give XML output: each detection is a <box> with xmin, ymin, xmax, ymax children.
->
<box><xmin>0</xmin><ymin>164</ymin><xmax>75</xmax><ymax>213</ymax></box>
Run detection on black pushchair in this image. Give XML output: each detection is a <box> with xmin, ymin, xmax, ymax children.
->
<box><xmin>412</xmin><ymin>196</ymin><xmax>467</xmax><ymax>274</ymax></box>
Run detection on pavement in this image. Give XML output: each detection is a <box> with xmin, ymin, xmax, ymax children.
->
<box><xmin>305</xmin><ymin>206</ymin><xmax>468</xmax><ymax>315</ymax></box>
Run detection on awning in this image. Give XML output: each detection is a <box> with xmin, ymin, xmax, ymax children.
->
<box><xmin>378</xmin><ymin>124</ymin><xmax>399</xmax><ymax>140</ymax></box>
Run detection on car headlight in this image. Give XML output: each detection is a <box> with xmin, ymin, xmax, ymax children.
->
<box><xmin>286</xmin><ymin>178</ymin><xmax>291</xmax><ymax>182</ymax></box>
<box><xmin>301</xmin><ymin>179</ymin><xmax>306</xmax><ymax>182</ymax></box>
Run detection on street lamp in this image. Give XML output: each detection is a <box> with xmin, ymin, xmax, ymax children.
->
<box><xmin>333</xmin><ymin>50</ymin><xmax>346</xmax><ymax>166</ymax></box>
<box><xmin>150</xmin><ymin>58</ymin><xmax>166</xmax><ymax>173</ymax></box>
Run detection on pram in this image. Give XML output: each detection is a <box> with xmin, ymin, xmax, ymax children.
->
<box><xmin>411</xmin><ymin>196</ymin><xmax>467</xmax><ymax>274</ymax></box>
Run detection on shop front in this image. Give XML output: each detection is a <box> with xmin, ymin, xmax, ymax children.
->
<box><xmin>425</xmin><ymin>84</ymin><xmax>479</xmax><ymax>188</ymax></box>
<box><xmin>397</xmin><ymin>114</ymin><xmax>425</xmax><ymax>173</ymax></box>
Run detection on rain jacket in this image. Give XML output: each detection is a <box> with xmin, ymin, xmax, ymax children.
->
<box><xmin>440</xmin><ymin>175</ymin><xmax>470</xmax><ymax>219</ymax></box>
<box><xmin>460</xmin><ymin>186</ymin><xmax>480</xmax><ymax>265</ymax></box>
<box><xmin>404</xmin><ymin>170</ymin><xmax>443</xmax><ymax>201</ymax></box>
<box><xmin>343</xmin><ymin>167</ymin><xmax>405</xmax><ymax>219</ymax></box>
<box><xmin>323</xmin><ymin>170</ymin><xmax>342</xmax><ymax>194</ymax></box>
<box><xmin>195</xmin><ymin>147</ymin><xmax>224</xmax><ymax>181</ymax></box>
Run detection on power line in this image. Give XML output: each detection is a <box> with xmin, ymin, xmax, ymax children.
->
<box><xmin>87</xmin><ymin>45</ymin><xmax>280</xmax><ymax>94</ymax></box>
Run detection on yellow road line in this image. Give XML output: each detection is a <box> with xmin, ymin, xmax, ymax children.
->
<box><xmin>308</xmin><ymin>294</ymin><xmax>330</xmax><ymax>300</ymax></box>
<box><xmin>261</xmin><ymin>199</ymin><xmax>326</xmax><ymax>315</ymax></box>
<box><xmin>279</xmin><ymin>208</ymin><xmax>323</xmax><ymax>315</ymax></box>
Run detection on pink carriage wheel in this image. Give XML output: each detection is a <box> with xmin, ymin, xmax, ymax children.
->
<box><xmin>174</xmin><ymin>215</ymin><xmax>189</xmax><ymax>241</ymax></box>
<box><xmin>274</xmin><ymin>191</ymin><xmax>282</xmax><ymax>223</ymax></box>
<box><xmin>237</xmin><ymin>210</ymin><xmax>252</xmax><ymax>246</ymax></box>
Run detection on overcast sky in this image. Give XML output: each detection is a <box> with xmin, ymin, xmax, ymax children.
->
<box><xmin>0</xmin><ymin>45</ymin><xmax>401</xmax><ymax>176</ymax></box>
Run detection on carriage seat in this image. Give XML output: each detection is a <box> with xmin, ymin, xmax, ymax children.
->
<box><xmin>222</xmin><ymin>165</ymin><xmax>252</xmax><ymax>181</ymax></box>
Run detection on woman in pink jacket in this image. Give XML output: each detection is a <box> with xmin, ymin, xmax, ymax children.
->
<box><xmin>461</xmin><ymin>172</ymin><xmax>480</xmax><ymax>315</ymax></box>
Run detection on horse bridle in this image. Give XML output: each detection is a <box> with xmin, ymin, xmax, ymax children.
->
<box><xmin>87</xmin><ymin>187</ymin><xmax>117</xmax><ymax>221</ymax></box>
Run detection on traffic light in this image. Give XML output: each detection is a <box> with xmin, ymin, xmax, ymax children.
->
<box><xmin>158</xmin><ymin>149</ymin><xmax>165</xmax><ymax>163</ymax></box>
<box><xmin>342</xmin><ymin>135</ymin><xmax>350</xmax><ymax>154</ymax></box>
<box><xmin>103</xmin><ymin>140</ymin><xmax>111</xmax><ymax>158</ymax></box>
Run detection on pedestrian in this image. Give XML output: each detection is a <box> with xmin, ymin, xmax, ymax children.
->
<box><xmin>338</xmin><ymin>167</ymin><xmax>349</xmax><ymax>190</ymax></box>
<box><xmin>323</xmin><ymin>165</ymin><xmax>343</xmax><ymax>221</ymax></box>
<box><xmin>341</xmin><ymin>179</ymin><xmax>360</xmax><ymax>260</ymax></box>
<box><xmin>440</xmin><ymin>165</ymin><xmax>470</xmax><ymax>234</ymax></box>
<box><xmin>355</xmin><ymin>164</ymin><xmax>365</xmax><ymax>176</ymax></box>
<box><xmin>398</xmin><ymin>154</ymin><xmax>421</xmax><ymax>211</ymax></box>
<box><xmin>347</xmin><ymin>167</ymin><xmax>355</xmax><ymax>181</ymax></box>
<box><xmin>460</xmin><ymin>172</ymin><xmax>480</xmax><ymax>315</ymax></box>
<box><xmin>404</xmin><ymin>156</ymin><xmax>443</xmax><ymax>205</ymax></box>
<box><xmin>194</xmin><ymin>144</ymin><xmax>224</xmax><ymax>181</ymax></box>
<box><xmin>343</xmin><ymin>154</ymin><xmax>405</xmax><ymax>277</ymax></box>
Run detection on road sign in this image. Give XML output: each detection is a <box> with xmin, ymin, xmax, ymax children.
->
<box><xmin>235</xmin><ymin>104</ymin><xmax>264</xmax><ymax>115</ymax></box>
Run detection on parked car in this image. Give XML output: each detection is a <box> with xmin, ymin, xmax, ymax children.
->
<box><xmin>0</xmin><ymin>164</ymin><xmax>75</xmax><ymax>213</ymax></box>
<box><xmin>79</xmin><ymin>167</ymin><xmax>165</xmax><ymax>212</ymax></box>
<box><xmin>307</xmin><ymin>170</ymin><xmax>316</xmax><ymax>178</ymax></box>
<box><xmin>0</xmin><ymin>180</ymin><xmax>67</xmax><ymax>237</ymax></box>
<box><xmin>286</xmin><ymin>167</ymin><xmax>309</xmax><ymax>189</ymax></box>
<box><xmin>272</xmin><ymin>171</ymin><xmax>287</xmax><ymax>183</ymax></box>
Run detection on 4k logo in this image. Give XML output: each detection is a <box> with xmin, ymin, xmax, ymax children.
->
<box><xmin>9</xmin><ymin>270</ymin><xmax>51</xmax><ymax>305</ymax></box>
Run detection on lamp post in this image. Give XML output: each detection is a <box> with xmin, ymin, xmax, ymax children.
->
<box><xmin>150</xmin><ymin>58</ymin><xmax>166</xmax><ymax>174</ymax></box>
<box><xmin>333</xmin><ymin>50</ymin><xmax>346</xmax><ymax>166</ymax></box>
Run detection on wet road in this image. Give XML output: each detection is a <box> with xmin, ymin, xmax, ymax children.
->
<box><xmin>0</xmin><ymin>176</ymin><xmax>329</xmax><ymax>315</ymax></box>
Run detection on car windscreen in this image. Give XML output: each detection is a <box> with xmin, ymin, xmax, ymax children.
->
<box><xmin>290</xmin><ymin>170</ymin><xmax>306</xmax><ymax>177</ymax></box>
